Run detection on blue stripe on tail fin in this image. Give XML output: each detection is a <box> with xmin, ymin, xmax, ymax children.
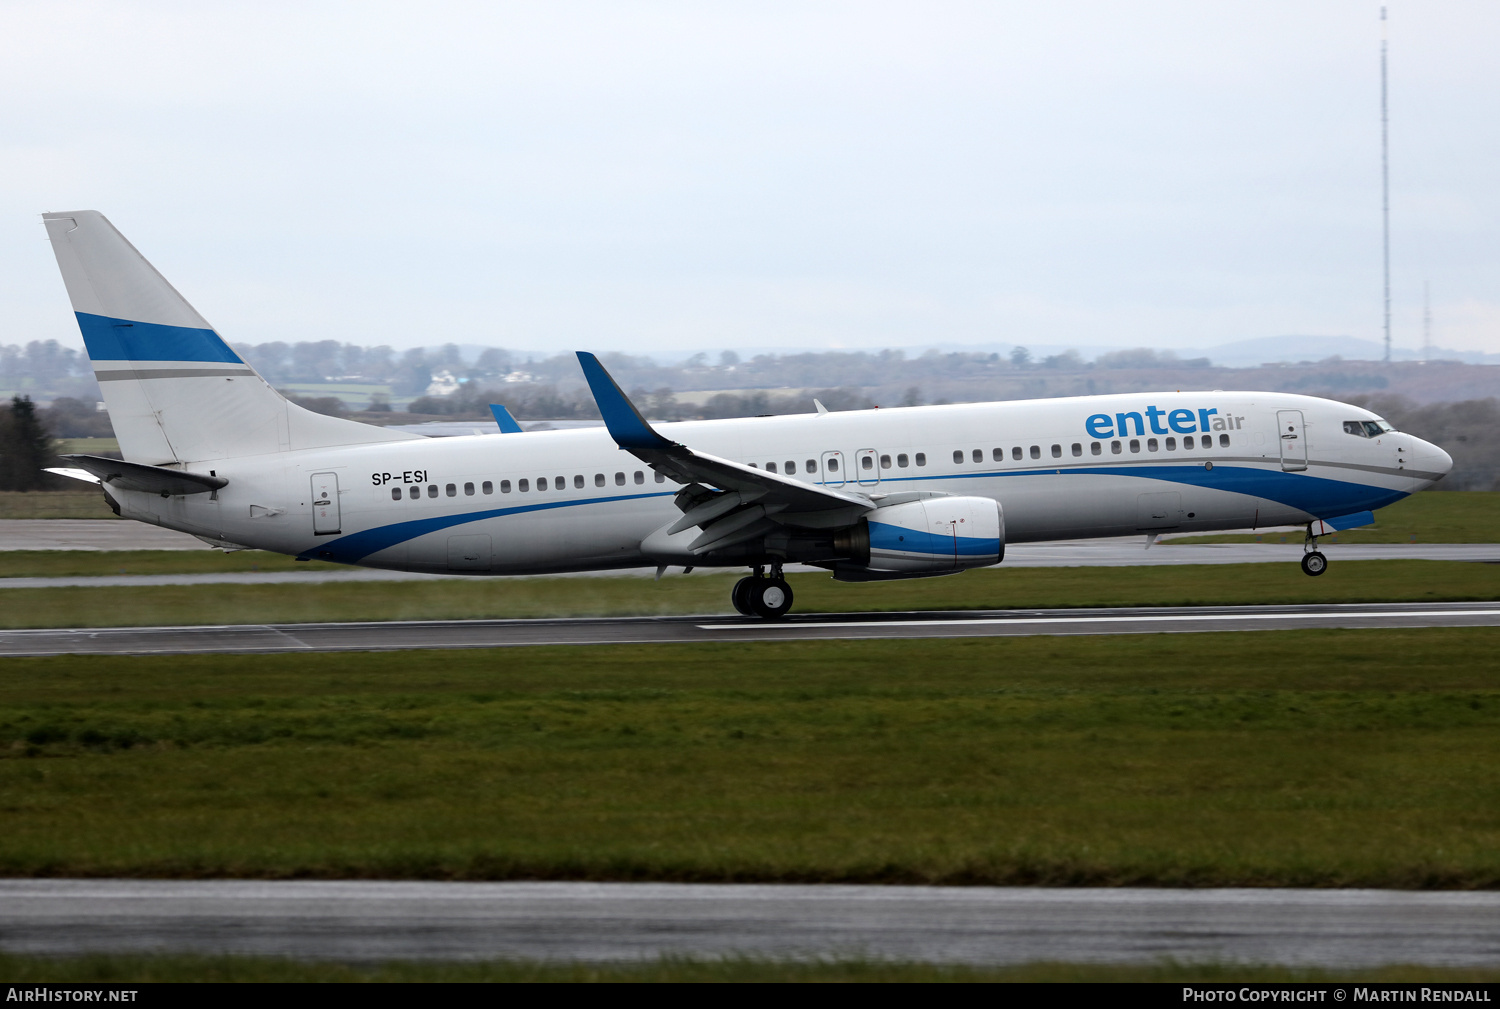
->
<box><xmin>75</xmin><ymin>313</ymin><xmax>242</xmax><ymax>364</ymax></box>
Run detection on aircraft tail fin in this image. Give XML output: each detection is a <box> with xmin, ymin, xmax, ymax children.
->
<box><xmin>43</xmin><ymin>211</ymin><xmax>418</xmax><ymax>463</ymax></box>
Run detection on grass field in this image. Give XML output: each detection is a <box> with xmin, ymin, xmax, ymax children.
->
<box><xmin>2</xmin><ymin>630</ymin><xmax>1497</xmax><ymax>887</ymax></box>
<box><xmin>56</xmin><ymin>437</ymin><xmax>121</xmax><ymax>456</ymax></box>
<box><xmin>0</xmin><ymin>491</ymin><xmax>117</xmax><ymax>520</ymax></box>
<box><xmin>1168</xmin><ymin>491</ymin><xmax>1497</xmax><ymax>544</ymax></box>
<box><xmin>0</xmin><ymin>953</ymin><xmax>1492</xmax><ymax>983</ymax></box>
<box><xmin>0</xmin><ymin>559</ymin><xmax>1497</xmax><ymax>628</ymax></box>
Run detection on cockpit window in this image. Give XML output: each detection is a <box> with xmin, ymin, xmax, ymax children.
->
<box><xmin>1344</xmin><ymin>419</ymin><xmax>1395</xmax><ymax>438</ymax></box>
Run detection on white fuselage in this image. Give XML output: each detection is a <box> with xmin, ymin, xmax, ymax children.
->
<box><xmin>105</xmin><ymin>390</ymin><xmax>1448</xmax><ymax>575</ymax></box>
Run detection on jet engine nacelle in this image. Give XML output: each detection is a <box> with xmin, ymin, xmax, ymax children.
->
<box><xmin>833</xmin><ymin>496</ymin><xmax>1004</xmax><ymax>575</ymax></box>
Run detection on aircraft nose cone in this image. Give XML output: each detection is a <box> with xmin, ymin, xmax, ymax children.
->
<box><xmin>1415</xmin><ymin>439</ymin><xmax>1453</xmax><ymax>480</ymax></box>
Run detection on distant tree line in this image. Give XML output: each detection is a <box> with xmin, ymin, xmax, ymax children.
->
<box><xmin>0</xmin><ymin>396</ymin><xmax>60</xmax><ymax>491</ymax></box>
<box><xmin>0</xmin><ymin>341</ymin><xmax>97</xmax><ymax>399</ymax></box>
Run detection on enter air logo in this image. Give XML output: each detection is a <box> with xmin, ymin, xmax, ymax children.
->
<box><xmin>1085</xmin><ymin>407</ymin><xmax>1245</xmax><ymax>439</ymax></box>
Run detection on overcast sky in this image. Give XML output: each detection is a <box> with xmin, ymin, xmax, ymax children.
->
<box><xmin>3</xmin><ymin>1</ymin><xmax>1497</xmax><ymax>359</ymax></box>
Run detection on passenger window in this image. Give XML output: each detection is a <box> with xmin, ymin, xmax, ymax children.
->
<box><xmin>595</xmin><ymin>473</ymin><xmax>605</xmax><ymax>487</ymax></box>
<box><xmin>766</xmin><ymin>462</ymin><xmax>777</xmax><ymax>473</ymax></box>
<box><xmin>391</xmin><ymin>487</ymin><xmax>402</xmax><ymax>500</ymax></box>
<box><xmin>1051</xmin><ymin>444</ymin><xmax>1062</xmax><ymax>458</ymax></box>
<box><xmin>1029</xmin><ymin>446</ymin><xmax>1040</xmax><ymax>460</ymax></box>
<box><xmin>897</xmin><ymin>454</ymin><xmax>909</xmax><ymax>467</ymax></box>
<box><xmin>1129</xmin><ymin>440</ymin><xmax>1141</xmax><ymax>453</ymax></box>
<box><xmin>1165</xmin><ymin>437</ymin><xmax>1176</xmax><ymax>451</ymax></box>
<box><xmin>499</xmin><ymin>480</ymin><xmax>511</xmax><ymax>493</ymax></box>
<box><xmin>1071</xmin><ymin>443</ymin><xmax>1082</xmax><ymax>457</ymax></box>
<box><xmin>953</xmin><ymin>450</ymin><xmax>964</xmax><ymax>464</ymax></box>
<box><xmin>427</xmin><ymin>485</ymin><xmax>437</xmax><ymax>498</ymax></box>
<box><xmin>786</xmin><ymin>461</ymin><xmax>797</xmax><ymax>474</ymax></box>
<box><xmin>880</xmin><ymin>454</ymin><xmax>891</xmax><ymax>469</ymax></box>
<box><xmin>828</xmin><ymin>458</ymin><xmax>839</xmax><ymax>472</ymax></box>
<box><xmin>635</xmin><ymin>471</ymin><xmax>645</xmax><ymax>484</ymax></box>
<box><xmin>1111</xmin><ymin>441</ymin><xmax>1122</xmax><ymax>455</ymax></box>
<box><xmin>655</xmin><ymin>472</ymin><xmax>665</xmax><ymax>483</ymax></box>
<box><xmin>861</xmin><ymin>456</ymin><xmax>873</xmax><ymax>470</ymax></box>
<box><xmin>574</xmin><ymin>475</ymin><xmax>584</xmax><ymax>489</ymax></box>
<box><xmin>446</xmin><ymin>483</ymin><xmax>457</xmax><ymax>497</ymax></box>
<box><xmin>1184</xmin><ymin>435</ymin><xmax>1195</xmax><ymax>450</ymax></box>
<box><xmin>464</xmin><ymin>482</ymin><xmax>475</xmax><ymax>496</ymax></box>
<box><xmin>482</xmin><ymin>481</ymin><xmax>493</xmax><ymax>494</ymax></box>
<box><xmin>556</xmin><ymin>475</ymin><xmax>565</xmax><ymax>489</ymax></box>
<box><xmin>519</xmin><ymin>479</ymin><xmax>529</xmax><ymax>492</ymax></box>
<box><xmin>1219</xmin><ymin>433</ymin><xmax>1230</xmax><ymax>448</ymax></box>
<box><xmin>748</xmin><ymin>463</ymin><xmax>757</xmax><ymax>469</ymax></box>
<box><xmin>1012</xmin><ymin>446</ymin><xmax>1022</xmax><ymax>461</ymax></box>
<box><xmin>972</xmin><ymin>449</ymin><xmax>983</xmax><ymax>463</ymax></box>
<box><xmin>1090</xmin><ymin>442</ymin><xmax>1101</xmax><ymax>456</ymax></box>
<box><xmin>615</xmin><ymin>472</ymin><xmax>626</xmax><ymax>486</ymax></box>
<box><xmin>412</xmin><ymin>488</ymin><xmax>422</xmax><ymax>502</ymax></box>
<box><xmin>538</xmin><ymin>477</ymin><xmax>548</xmax><ymax>491</ymax></box>
<box><xmin>806</xmin><ymin>459</ymin><xmax>818</xmax><ymax>473</ymax></box>
<box><xmin>992</xmin><ymin>448</ymin><xmax>1003</xmax><ymax>462</ymax></box>
<box><xmin>915</xmin><ymin>453</ymin><xmax>927</xmax><ymax>467</ymax></box>
<box><xmin>1147</xmin><ymin>438</ymin><xmax>1158</xmax><ymax>452</ymax></box>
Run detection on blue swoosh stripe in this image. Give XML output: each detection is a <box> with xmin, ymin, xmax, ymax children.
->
<box><xmin>299</xmin><ymin>491</ymin><xmax>673</xmax><ymax>564</ymax></box>
<box><xmin>824</xmin><ymin>464</ymin><xmax>1404</xmax><ymax>520</ymax></box>
<box><xmin>310</xmin><ymin>465</ymin><xmax>1397</xmax><ymax>565</ymax></box>
<box><xmin>75</xmin><ymin>312</ymin><xmax>242</xmax><ymax>364</ymax></box>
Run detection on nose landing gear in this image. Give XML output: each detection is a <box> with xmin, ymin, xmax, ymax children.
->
<box><xmin>731</xmin><ymin>564</ymin><xmax>795</xmax><ymax>619</ymax></box>
<box><xmin>1301</xmin><ymin>526</ymin><xmax>1328</xmax><ymax>577</ymax></box>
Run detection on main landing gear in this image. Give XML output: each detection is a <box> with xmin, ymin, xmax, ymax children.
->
<box><xmin>1301</xmin><ymin>526</ymin><xmax>1328</xmax><ymax>577</ymax></box>
<box><xmin>732</xmin><ymin>564</ymin><xmax>794</xmax><ymax>619</ymax></box>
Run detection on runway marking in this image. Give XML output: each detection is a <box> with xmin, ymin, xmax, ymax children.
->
<box><xmin>698</xmin><ymin>608</ymin><xmax>1500</xmax><ymax>630</ymax></box>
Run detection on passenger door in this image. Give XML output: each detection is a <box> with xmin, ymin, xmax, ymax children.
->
<box><xmin>855</xmin><ymin>448</ymin><xmax>880</xmax><ymax>486</ymax></box>
<box><xmin>311</xmin><ymin>472</ymin><xmax>341</xmax><ymax>535</ymax></box>
<box><xmin>1277</xmin><ymin>410</ymin><xmax>1307</xmax><ymax>472</ymax></box>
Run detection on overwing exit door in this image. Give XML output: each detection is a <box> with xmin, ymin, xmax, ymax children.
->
<box><xmin>821</xmin><ymin>451</ymin><xmax>845</xmax><ymax>487</ymax></box>
<box><xmin>1277</xmin><ymin>411</ymin><xmax>1307</xmax><ymax>472</ymax></box>
<box><xmin>311</xmin><ymin>472</ymin><xmax>341</xmax><ymax>534</ymax></box>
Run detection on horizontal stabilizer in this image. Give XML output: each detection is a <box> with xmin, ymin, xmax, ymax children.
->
<box><xmin>43</xmin><ymin>467</ymin><xmax>102</xmax><ymax>486</ymax></box>
<box><xmin>60</xmin><ymin>454</ymin><xmax>227</xmax><ymax>496</ymax></box>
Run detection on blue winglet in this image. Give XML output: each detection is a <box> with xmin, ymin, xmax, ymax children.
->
<box><xmin>489</xmin><ymin>403</ymin><xmax>524</xmax><ymax>434</ymax></box>
<box><xmin>576</xmin><ymin>352</ymin><xmax>675</xmax><ymax>451</ymax></box>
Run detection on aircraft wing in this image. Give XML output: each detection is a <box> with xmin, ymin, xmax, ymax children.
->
<box><xmin>576</xmin><ymin>353</ymin><xmax>872</xmax><ymax>550</ymax></box>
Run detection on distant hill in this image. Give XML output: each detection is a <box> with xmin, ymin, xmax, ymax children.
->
<box><xmin>1201</xmin><ymin>335</ymin><xmax>1500</xmax><ymax>368</ymax></box>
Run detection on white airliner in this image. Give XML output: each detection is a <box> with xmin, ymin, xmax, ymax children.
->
<box><xmin>41</xmin><ymin>211</ymin><xmax>1453</xmax><ymax>618</ymax></box>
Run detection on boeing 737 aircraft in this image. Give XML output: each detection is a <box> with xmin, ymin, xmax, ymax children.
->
<box><xmin>41</xmin><ymin>211</ymin><xmax>1453</xmax><ymax>618</ymax></box>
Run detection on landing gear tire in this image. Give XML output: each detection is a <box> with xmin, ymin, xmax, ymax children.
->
<box><xmin>731</xmin><ymin>577</ymin><xmax>757</xmax><ymax>616</ymax></box>
<box><xmin>1301</xmin><ymin>551</ymin><xmax>1328</xmax><ymax>577</ymax></box>
<box><xmin>750</xmin><ymin>578</ymin><xmax>794</xmax><ymax>620</ymax></box>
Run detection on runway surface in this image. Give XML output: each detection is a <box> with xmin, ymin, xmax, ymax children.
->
<box><xmin>1</xmin><ymin>880</ymin><xmax>1495</xmax><ymax>966</ymax></box>
<box><xmin>3</xmin><ymin>521</ymin><xmax>1500</xmax><ymax>591</ymax></box>
<box><xmin>4</xmin><ymin>601</ymin><xmax>1499</xmax><ymax>656</ymax></box>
